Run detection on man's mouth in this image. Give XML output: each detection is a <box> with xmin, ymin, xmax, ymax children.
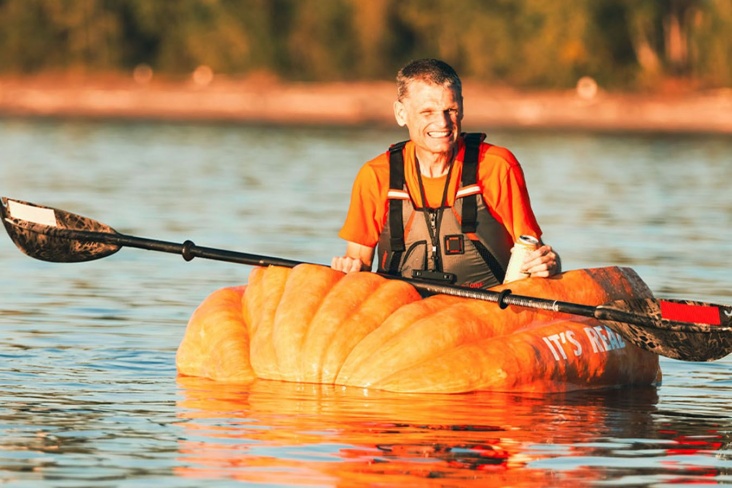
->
<box><xmin>428</xmin><ymin>130</ymin><xmax>451</xmax><ymax>138</ymax></box>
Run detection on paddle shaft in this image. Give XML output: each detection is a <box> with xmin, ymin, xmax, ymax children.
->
<box><xmin>403</xmin><ymin>279</ymin><xmax>652</xmax><ymax>326</ymax></box>
<box><xmin>54</xmin><ymin>227</ymin><xmax>304</xmax><ymax>268</ymax></box>
<box><xmin>59</xmin><ymin>226</ymin><xmax>638</xmax><ymax>327</ymax></box>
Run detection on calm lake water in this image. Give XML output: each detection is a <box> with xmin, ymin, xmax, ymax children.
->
<box><xmin>1</xmin><ymin>118</ymin><xmax>731</xmax><ymax>487</ymax></box>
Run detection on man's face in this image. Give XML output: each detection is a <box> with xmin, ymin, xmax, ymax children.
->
<box><xmin>393</xmin><ymin>80</ymin><xmax>463</xmax><ymax>158</ymax></box>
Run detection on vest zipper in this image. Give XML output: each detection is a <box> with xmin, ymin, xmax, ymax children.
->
<box><xmin>415</xmin><ymin>157</ymin><xmax>454</xmax><ymax>272</ymax></box>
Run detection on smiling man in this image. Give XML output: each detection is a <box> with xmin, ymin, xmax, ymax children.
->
<box><xmin>332</xmin><ymin>58</ymin><xmax>560</xmax><ymax>289</ymax></box>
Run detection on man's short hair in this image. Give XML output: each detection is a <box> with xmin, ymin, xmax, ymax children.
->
<box><xmin>396</xmin><ymin>58</ymin><xmax>462</xmax><ymax>101</ymax></box>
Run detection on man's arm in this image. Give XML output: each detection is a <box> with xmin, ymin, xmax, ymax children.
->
<box><xmin>331</xmin><ymin>241</ymin><xmax>375</xmax><ymax>273</ymax></box>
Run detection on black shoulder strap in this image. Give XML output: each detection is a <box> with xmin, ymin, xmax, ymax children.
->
<box><xmin>387</xmin><ymin>141</ymin><xmax>408</xmax><ymax>258</ymax></box>
<box><xmin>460</xmin><ymin>132</ymin><xmax>485</xmax><ymax>233</ymax></box>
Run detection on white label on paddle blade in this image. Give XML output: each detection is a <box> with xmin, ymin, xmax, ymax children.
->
<box><xmin>8</xmin><ymin>200</ymin><xmax>57</xmax><ymax>227</ymax></box>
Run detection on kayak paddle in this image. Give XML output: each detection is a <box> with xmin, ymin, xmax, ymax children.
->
<box><xmin>2</xmin><ymin>196</ymin><xmax>731</xmax><ymax>362</ymax></box>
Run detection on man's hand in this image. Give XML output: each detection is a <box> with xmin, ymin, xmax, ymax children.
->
<box><xmin>331</xmin><ymin>256</ymin><xmax>366</xmax><ymax>273</ymax></box>
<box><xmin>331</xmin><ymin>241</ymin><xmax>375</xmax><ymax>274</ymax></box>
<box><xmin>522</xmin><ymin>244</ymin><xmax>561</xmax><ymax>278</ymax></box>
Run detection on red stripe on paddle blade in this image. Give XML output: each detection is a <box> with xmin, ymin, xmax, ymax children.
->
<box><xmin>660</xmin><ymin>300</ymin><xmax>722</xmax><ymax>326</ymax></box>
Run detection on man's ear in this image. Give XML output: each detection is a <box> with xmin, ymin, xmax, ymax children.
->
<box><xmin>393</xmin><ymin>100</ymin><xmax>407</xmax><ymax>127</ymax></box>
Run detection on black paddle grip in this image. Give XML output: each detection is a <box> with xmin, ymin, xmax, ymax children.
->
<box><xmin>182</xmin><ymin>240</ymin><xmax>196</xmax><ymax>261</ymax></box>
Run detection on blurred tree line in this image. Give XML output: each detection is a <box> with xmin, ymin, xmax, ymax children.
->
<box><xmin>0</xmin><ymin>0</ymin><xmax>729</xmax><ymax>90</ymax></box>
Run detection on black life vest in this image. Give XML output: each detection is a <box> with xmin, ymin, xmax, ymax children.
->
<box><xmin>376</xmin><ymin>133</ymin><xmax>514</xmax><ymax>289</ymax></box>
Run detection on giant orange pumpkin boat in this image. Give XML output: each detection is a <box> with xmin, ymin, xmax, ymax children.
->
<box><xmin>176</xmin><ymin>265</ymin><xmax>661</xmax><ymax>393</ymax></box>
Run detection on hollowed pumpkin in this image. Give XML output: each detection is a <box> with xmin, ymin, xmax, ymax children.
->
<box><xmin>176</xmin><ymin>265</ymin><xmax>660</xmax><ymax>393</ymax></box>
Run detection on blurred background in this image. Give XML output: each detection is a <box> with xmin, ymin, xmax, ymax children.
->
<box><xmin>1</xmin><ymin>0</ymin><xmax>731</xmax><ymax>88</ymax></box>
<box><xmin>0</xmin><ymin>0</ymin><xmax>732</xmax><ymax>134</ymax></box>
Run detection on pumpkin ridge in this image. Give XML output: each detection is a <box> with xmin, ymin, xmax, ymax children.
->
<box><xmin>339</xmin><ymin>302</ymin><xmax>490</xmax><ymax>387</ymax></box>
<box><xmin>271</xmin><ymin>264</ymin><xmax>343</xmax><ymax>382</ymax></box>
<box><xmin>336</xmin><ymin>294</ymin><xmax>457</xmax><ymax>384</ymax></box>
<box><xmin>243</xmin><ymin>267</ymin><xmax>264</xmax><ymax>338</ymax></box>
<box><xmin>176</xmin><ymin>285</ymin><xmax>254</xmax><ymax>383</ymax></box>
<box><xmin>248</xmin><ymin>266</ymin><xmax>292</xmax><ymax>380</ymax></box>
<box><xmin>299</xmin><ymin>272</ymin><xmax>386</xmax><ymax>383</ymax></box>
<box><xmin>318</xmin><ymin>278</ymin><xmax>422</xmax><ymax>383</ymax></box>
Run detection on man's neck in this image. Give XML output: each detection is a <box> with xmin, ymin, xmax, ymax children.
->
<box><xmin>415</xmin><ymin>148</ymin><xmax>455</xmax><ymax>178</ymax></box>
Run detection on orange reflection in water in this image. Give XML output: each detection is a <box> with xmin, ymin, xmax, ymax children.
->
<box><xmin>173</xmin><ymin>377</ymin><xmax>671</xmax><ymax>486</ymax></box>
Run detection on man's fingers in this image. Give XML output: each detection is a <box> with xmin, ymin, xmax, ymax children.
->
<box><xmin>522</xmin><ymin>245</ymin><xmax>559</xmax><ymax>277</ymax></box>
<box><xmin>331</xmin><ymin>256</ymin><xmax>364</xmax><ymax>273</ymax></box>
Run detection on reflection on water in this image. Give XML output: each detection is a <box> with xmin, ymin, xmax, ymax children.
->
<box><xmin>175</xmin><ymin>378</ymin><xmax>730</xmax><ymax>487</ymax></box>
<box><xmin>0</xmin><ymin>119</ymin><xmax>731</xmax><ymax>486</ymax></box>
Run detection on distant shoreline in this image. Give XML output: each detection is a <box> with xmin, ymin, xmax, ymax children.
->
<box><xmin>1</xmin><ymin>76</ymin><xmax>730</xmax><ymax>134</ymax></box>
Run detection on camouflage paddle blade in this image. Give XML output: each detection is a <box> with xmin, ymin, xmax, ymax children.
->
<box><xmin>1</xmin><ymin>197</ymin><xmax>120</xmax><ymax>263</ymax></box>
<box><xmin>600</xmin><ymin>298</ymin><xmax>732</xmax><ymax>361</ymax></box>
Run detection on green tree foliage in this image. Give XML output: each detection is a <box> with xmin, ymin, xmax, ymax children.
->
<box><xmin>0</xmin><ymin>0</ymin><xmax>729</xmax><ymax>89</ymax></box>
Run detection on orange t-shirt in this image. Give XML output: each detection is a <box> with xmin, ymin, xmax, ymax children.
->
<box><xmin>339</xmin><ymin>138</ymin><xmax>542</xmax><ymax>248</ymax></box>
